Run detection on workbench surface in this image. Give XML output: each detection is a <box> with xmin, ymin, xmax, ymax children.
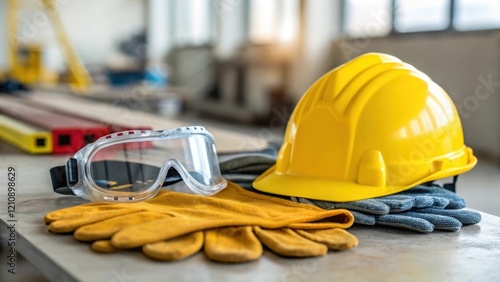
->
<box><xmin>1</xmin><ymin>92</ymin><xmax>499</xmax><ymax>282</ymax></box>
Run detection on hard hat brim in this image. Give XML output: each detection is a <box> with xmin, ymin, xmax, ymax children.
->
<box><xmin>252</xmin><ymin>155</ymin><xmax>477</xmax><ymax>202</ymax></box>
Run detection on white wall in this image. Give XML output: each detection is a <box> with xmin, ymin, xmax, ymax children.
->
<box><xmin>332</xmin><ymin>32</ymin><xmax>500</xmax><ymax>159</ymax></box>
<box><xmin>3</xmin><ymin>0</ymin><xmax>145</xmax><ymax>70</ymax></box>
<box><xmin>288</xmin><ymin>0</ymin><xmax>342</xmax><ymax>101</ymax></box>
<box><xmin>147</xmin><ymin>0</ymin><xmax>171</xmax><ymax>62</ymax></box>
<box><xmin>213</xmin><ymin>0</ymin><xmax>247</xmax><ymax>59</ymax></box>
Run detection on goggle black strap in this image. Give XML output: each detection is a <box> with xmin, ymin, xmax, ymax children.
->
<box><xmin>50</xmin><ymin>165</ymin><xmax>75</xmax><ymax>195</ymax></box>
<box><xmin>442</xmin><ymin>175</ymin><xmax>458</xmax><ymax>193</ymax></box>
<box><xmin>422</xmin><ymin>175</ymin><xmax>458</xmax><ymax>192</ymax></box>
<box><xmin>50</xmin><ymin>161</ymin><xmax>184</xmax><ymax>196</ymax></box>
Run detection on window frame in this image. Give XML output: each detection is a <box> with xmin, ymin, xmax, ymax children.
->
<box><xmin>342</xmin><ymin>0</ymin><xmax>500</xmax><ymax>38</ymax></box>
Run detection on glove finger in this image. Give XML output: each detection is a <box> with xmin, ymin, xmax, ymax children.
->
<box><xmin>446</xmin><ymin>199</ymin><xmax>467</xmax><ymax>210</ymax></box>
<box><xmin>44</xmin><ymin>204</ymin><xmax>133</xmax><ymax>224</ymax></box>
<box><xmin>412</xmin><ymin>209</ymin><xmax>482</xmax><ymax>225</ymax></box>
<box><xmin>204</xmin><ymin>226</ymin><xmax>262</xmax><ymax>263</ymax></box>
<box><xmin>74</xmin><ymin>211</ymin><xmax>169</xmax><ymax>241</ymax></box>
<box><xmin>426</xmin><ymin>197</ymin><xmax>450</xmax><ymax>209</ymax></box>
<box><xmin>401</xmin><ymin>212</ymin><xmax>462</xmax><ymax>232</ymax></box>
<box><xmin>375</xmin><ymin>214</ymin><xmax>435</xmax><ymax>233</ymax></box>
<box><xmin>92</xmin><ymin>240</ymin><xmax>121</xmax><ymax>253</ymax></box>
<box><xmin>44</xmin><ymin>207</ymin><xmax>86</xmax><ymax>224</ymax></box>
<box><xmin>377</xmin><ymin>196</ymin><xmax>425</xmax><ymax>212</ymax></box>
<box><xmin>253</xmin><ymin>227</ymin><xmax>327</xmax><ymax>257</ymax></box>
<box><xmin>287</xmin><ymin>209</ymin><xmax>354</xmax><ymax>230</ymax></box>
<box><xmin>298</xmin><ymin>198</ymin><xmax>389</xmax><ymax>215</ymax></box>
<box><xmin>142</xmin><ymin>232</ymin><xmax>204</xmax><ymax>261</ymax></box>
<box><xmin>377</xmin><ymin>195</ymin><xmax>450</xmax><ymax>211</ymax></box>
<box><xmin>48</xmin><ymin>208</ymin><xmax>143</xmax><ymax>233</ymax></box>
<box><xmin>295</xmin><ymin>229</ymin><xmax>358</xmax><ymax>251</ymax></box>
<box><xmin>350</xmin><ymin>210</ymin><xmax>376</xmax><ymax>225</ymax></box>
<box><xmin>402</xmin><ymin>185</ymin><xmax>466</xmax><ymax>209</ymax></box>
<box><xmin>335</xmin><ymin>199</ymin><xmax>389</xmax><ymax>215</ymax></box>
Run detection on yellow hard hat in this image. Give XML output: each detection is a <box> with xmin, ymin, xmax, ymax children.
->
<box><xmin>253</xmin><ymin>53</ymin><xmax>477</xmax><ymax>202</ymax></box>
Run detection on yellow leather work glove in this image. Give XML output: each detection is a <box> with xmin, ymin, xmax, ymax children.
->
<box><xmin>45</xmin><ymin>182</ymin><xmax>356</xmax><ymax>262</ymax></box>
<box><xmin>91</xmin><ymin>225</ymin><xmax>358</xmax><ymax>263</ymax></box>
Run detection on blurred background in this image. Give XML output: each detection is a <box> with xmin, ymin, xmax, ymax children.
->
<box><xmin>0</xmin><ymin>0</ymin><xmax>499</xmax><ymax>214</ymax></box>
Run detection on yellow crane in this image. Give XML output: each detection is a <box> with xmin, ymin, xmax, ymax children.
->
<box><xmin>5</xmin><ymin>0</ymin><xmax>92</xmax><ymax>93</ymax></box>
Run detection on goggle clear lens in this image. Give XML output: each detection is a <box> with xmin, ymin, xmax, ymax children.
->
<box><xmin>86</xmin><ymin>133</ymin><xmax>225</xmax><ymax>198</ymax></box>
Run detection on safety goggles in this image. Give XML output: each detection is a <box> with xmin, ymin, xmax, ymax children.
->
<box><xmin>50</xmin><ymin>126</ymin><xmax>227</xmax><ymax>202</ymax></box>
